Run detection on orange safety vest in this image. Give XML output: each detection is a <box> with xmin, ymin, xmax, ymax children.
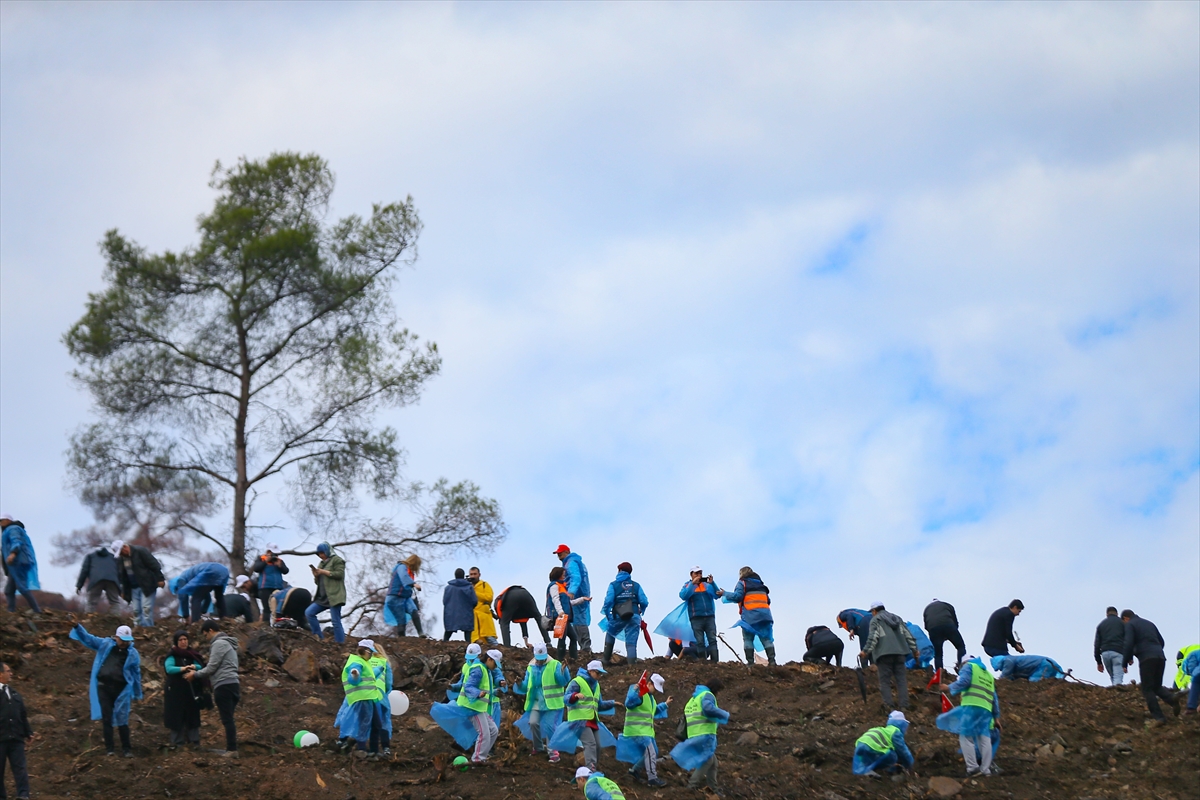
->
<box><xmin>740</xmin><ymin>588</ymin><xmax>770</xmax><ymax>613</ymax></box>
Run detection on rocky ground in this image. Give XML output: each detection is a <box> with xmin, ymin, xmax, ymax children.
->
<box><xmin>1</xmin><ymin>609</ymin><xmax>1196</xmax><ymax>800</ymax></box>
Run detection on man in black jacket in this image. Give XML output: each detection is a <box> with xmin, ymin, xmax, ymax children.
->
<box><xmin>77</xmin><ymin>546</ymin><xmax>122</xmax><ymax>613</ymax></box>
<box><xmin>803</xmin><ymin>625</ymin><xmax>844</xmax><ymax>667</ymax></box>
<box><xmin>923</xmin><ymin>598</ymin><xmax>966</xmax><ymax>676</ymax></box>
<box><xmin>1121</xmin><ymin>609</ymin><xmax>1181</xmax><ymax>723</ymax></box>
<box><xmin>981</xmin><ymin>600</ymin><xmax>1025</xmax><ymax>657</ymax></box>
<box><xmin>494</xmin><ymin>585</ymin><xmax>550</xmax><ymax>647</ymax></box>
<box><xmin>115</xmin><ymin>542</ymin><xmax>165</xmax><ymax>628</ymax></box>
<box><xmin>1094</xmin><ymin>607</ymin><xmax>1126</xmax><ymax>686</ymax></box>
<box><xmin>0</xmin><ymin>661</ymin><xmax>32</xmax><ymax>800</ymax></box>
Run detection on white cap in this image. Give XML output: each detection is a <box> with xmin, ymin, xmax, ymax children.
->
<box><xmin>486</xmin><ymin>649</ymin><xmax>503</xmax><ymax>663</ymax></box>
<box><xmin>575</xmin><ymin>766</ymin><xmax>593</xmax><ymax>779</ymax></box>
<box><xmin>115</xmin><ymin>625</ymin><xmax>134</xmax><ymax>641</ymax></box>
<box><xmin>0</xmin><ymin>512</ymin><xmax>12</xmax><ymax>521</ymax></box>
<box><xmin>466</xmin><ymin>643</ymin><xmax>482</xmax><ymax>657</ymax></box>
<box><xmin>650</xmin><ymin>673</ymin><xmax>665</xmax><ymax>692</ymax></box>
<box><xmin>690</xmin><ymin>565</ymin><xmax>703</xmax><ymax>573</ymax></box>
<box><xmin>265</xmin><ymin>542</ymin><xmax>280</xmax><ymax>553</ymax></box>
<box><xmin>888</xmin><ymin>710</ymin><xmax>907</xmax><ymax>724</ymax></box>
<box><xmin>532</xmin><ymin>643</ymin><xmax>549</xmax><ymax>659</ymax></box>
<box><xmin>235</xmin><ymin>574</ymin><xmax>251</xmax><ymax>586</ymax></box>
<box><xmin>869</xmin><ymin>600</ymin><xmax>885</xmax><ymax>611</ymax></box>
<box><xmin>586</xmin><ymin>659</ymin><xmax>607</xmax><ymax>674</ymax></box>
<box><xmin>357</xmin><ymin>639</ymin><xmax>376</xmax><ymax>652</ymax></box>
<box><xmin>960</xmin><ymin>654</ymin><xmax>976</xmax><ymax>668</ymax></box>
<box><xmin>110</xmin><ymin>540</ymin><xmax>125</xmax><ymax>557</ymax></box>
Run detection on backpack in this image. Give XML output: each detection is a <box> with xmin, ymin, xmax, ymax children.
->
<box><xmin>613</xmin><ymin>580</ymin><xmax>637</xmax><ymax>621</ymax></box>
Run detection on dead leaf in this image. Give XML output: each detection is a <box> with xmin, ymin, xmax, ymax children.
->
<box><xmin>315</xmin><ymin>771</ymin><xmax>326</xmax><ymax>788</ymax></box>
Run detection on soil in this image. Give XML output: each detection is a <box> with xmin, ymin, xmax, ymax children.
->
<box><xmin>2</xmin><ymin>609</ymin><xmax>1196</xmax><ymax>800</ymax></box>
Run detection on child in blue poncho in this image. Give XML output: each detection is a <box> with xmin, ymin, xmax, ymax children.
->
<box><xmin>669</xmin><ymin>679</ymin><xmax>730</xmax><ymax>792</ymax></box>
<box><xmin>937</xmin><ymin>654</ymin><xmax>1000</xmax><ymax>776</ymax></box>
<box><xmin>852</xmin><ymin>711</ymin><xmax>913</xmax><ymax>776</ymax></box>
<box><xmin>615</xmin><ymin>672</ymin><xmax>669</xmax><ymax>787</ymax></box>
<box><xmin>514</xmin><ymin>642</ymin><xmax>570</xmax><ymax>762</ymax></box>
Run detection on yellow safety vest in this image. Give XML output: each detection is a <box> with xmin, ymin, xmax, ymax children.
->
<box><xmin>684</xmin><ymin>691</ymin><xmax>718</xmax><ymax>737</ymax></box>
<box><xmin>1175</xmin><ymin>644</ymin><xmax>1200</xmax><ymax>690</ymax></box>
<box><xmin>368</xmin><ymin>655</ymin><xmax>389</xmax><ymax>697</ymax></box>
<box><xmin>622</xmin><ymin>693</ymin><xmax>656</xmax><ymax>738</ymax></box>
<box><xmin>523</xmin><ymin>659</ymin><xmax>566</xmax><ymax>712</ymax></box>
<box><xmin>960</xmin><ymin>662</ymin><xmax>995</xmax><ymax>710</ymax></box>
<box><xmin>856</xmin><ymin>724</ymin><xmax>898</xmax><ymax>753</ymax></box>
<box><xmin>342</xmin><ymin>654</ymin><xmax>379</xmax><ymax>705</ymax></box>
<box><xmin>456</xmin><ymin>661</ymin><xmax>492</xmax><ymax>713</ymax></box>
<box><xmin>585</xmin><ymin>775</ymin><xmax>626</xmax><ymax>799</ymax></box>
<box><xmin>566</xmin><ymin>676</ymin><xmax>599</xmax><ymax>722</ymax></box>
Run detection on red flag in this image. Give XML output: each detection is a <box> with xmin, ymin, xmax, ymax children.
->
<box><xmin>641</xmin><ymin>620</ymin><xmax>655</xmax><ymax>654</ymax></box>
<box><xmin>636</xmin><ymin>670</ymin><xmax>650</xmax><ymax>696</ymax></box>
<box><xmin>925</xmin><ymin>669</ymin><xmax>942</xmax><ymax>690</ymax></box>
<box><xmin>940</xmin><ymin>693</ymin><xmax>953</xmax><ymax>713</ymax></box>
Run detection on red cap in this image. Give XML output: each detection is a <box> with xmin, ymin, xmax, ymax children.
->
<box><xmin>553</xmin><ymin>544</ymin><xmax>571</xmax><ymax>555</ymax></box>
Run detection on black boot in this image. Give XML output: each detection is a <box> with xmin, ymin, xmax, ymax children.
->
<box><xmin>602</xmin><ymin>638</ymin><xmax>615</xmax><ymax>667</ymax></box>
<box><xmin>766</xmin><ymin>645</ymin><xmax>777</xmax><ymax>666</ymax></box>
<box><xmin>744</xmin><ymin>648</ymin><xmax>755</xmax><ymax>665</ymax></box>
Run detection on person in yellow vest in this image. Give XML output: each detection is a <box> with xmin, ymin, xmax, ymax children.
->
<box><xmin>336</xmin><ymin>640</ymin><xmax>384</xmax><ymax>755</ymax></box>
<box><xmin>943</xmin><ymin>654</ymin><xmax>1000</xmax><ymax>775</ymax></box>
<box><xmin>1175</xmin><ymin>644</ymin><xmax>1200</xmax><ymax>691</ymax></box>
<box><xmin>368</xmin><ymin>643</ymin><xmax>394</xmax><ymax>758</ymax></box>
<box><xmin>615</xmin><ymin>673</ymin><xmax>669</xmax><ymax>787</ymax></box>
<box><xmin>550</xmin><ymin>660</ymin><xmax>618</xmax><ymax>771</ymax></box>
<box><xmin>668</xmin><ymin>679</ymin><xmax>730</xmax><ymax>792</ymax></box>
<box><xmin>852</xmin><ymin>710</ymin><xmax>913</xmax><ymax>776</ymax></box>
<box><xmin>514</xmin><ymin>643</ymin><xmax>569</xmax><ymax>762</ymax></box>
<box><xmin>458</xmin><ymin>643</ymin><xmax>498</xmax><ymax>763</ymax></box>
<box><xmin>575</xmin><ymin>766</ymin><xmax>626</xmax><ymax>799</ymax></box>
<box><xmin>469</xmin><ymin>567</ymin><xmax>498</xmax><ymax>645</ymax></box>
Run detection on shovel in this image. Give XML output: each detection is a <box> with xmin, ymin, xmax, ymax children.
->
<box><xmin>855</xmin><ymin>653</ymin><xmax>868</xmax><ymax>703</ymax></box>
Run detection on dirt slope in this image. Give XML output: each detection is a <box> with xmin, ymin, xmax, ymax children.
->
<box><xmin>2</xmin><ymin>610</ymin><xmax>1196</xmax><ymax>800</ymax></box>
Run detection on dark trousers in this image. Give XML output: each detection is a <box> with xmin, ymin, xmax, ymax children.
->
<box><xmin>500</xmin><ymin>615</ymin><xmax>550</xmax><ymax>647</ymax></box>
<box><xmin>3</xmin><ymin>575</ymin><xmax>40</xmax><ymax>614</ymax></box>
<box><xmin>690</xmin><ymin>616</ymin><xmax>719</xmax><ymax>662</ymax></box>
<box><xmin>0</xmin><ymin>739</ymin><xmax>29</xmax><ymax>799</ymax></box>
<box><xmin>556</xmin><ymin>623</ymin><xmax>579</xmax><ymax>662</ymax></box>
<box><xmin>97</xmin><ymin>681</ymin><xmax>131</xmax><ymax>753</ymax></box>
<box><xmin>442</xmin><ymin>629</ymin><xmax>471</xmax><ymax>642</ymax></box>
<box><xmin>190</xmin><ymin>587</ymin><xmax>226</xmax><ymax>622</ymax></box>
<box><xmin>928</xmin><ymin>625</ymin><xmax>966</xmax><ymax>673</ymax></box>
<box><xmin>214</xmin><ymin>683</ymin><xmax>240</xmax><ymax>751</ymax></box>
<box><xmin>804</xmin><ymin>639</ymin><xmax>844</xmax><ymax>667</ymax></box>
<box><xmin>983</xmin><ymin>645</ymin><xmax>1009</xmax><ymax>658</ymax></box>
<box><xmin>1137</xmin><ymin>658</ymin><xmax>1175</xmax><ymax>721</ymax></box>
<box><xmin>876</xmin><ymin>654</ymin><xmax>909</xmax><ymax>709</ymax></box>
<box><xmin>256</xmin><ymin>588</ymin><xmax>276</xmax><ymax>621</ymax></box>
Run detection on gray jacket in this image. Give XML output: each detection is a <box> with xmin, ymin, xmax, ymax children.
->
<box><xmin>865</xmin><ymin>610</ymin><xmax>918</xmax><ymax>659</ymax></box>
<box><xmin>192</xmin><ymin>633</ymin><xmax>240</xmax><ymax>688</ymax></box>
<box><xmin>76</xmin><ymin>548</ymin><xmax>121</xmax><ymax>591</ymax></box>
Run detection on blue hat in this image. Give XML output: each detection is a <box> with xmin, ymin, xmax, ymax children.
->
<box><xmin>316</xmin><ymin>542</ymin><xmax>331</xmax><ymax>556</ymax></box>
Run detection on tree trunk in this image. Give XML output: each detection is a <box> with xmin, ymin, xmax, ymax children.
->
<box><xmin>231</xmin><ymin>323</ymin><xmax>251</xmax><ymax>577</ymax></box>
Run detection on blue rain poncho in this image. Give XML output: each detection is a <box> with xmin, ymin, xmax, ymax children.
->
<box><xmin>432</xmin><ymin>657</ymin><xmax>492</xmax><ymax>751</ymax></box>
<box><xmin>561</xmin><ymin>553</ymin><xmax>592</xmax><ymax>626</ymax></box>
<box><xmin>600</xmin><ymin>571</ymin><xmax>648</xmax><ymax>647</ymax></box>
<box><xmin>334</xmin><ymin>697</ymin><xmax>376</xmax><ymax>741</ymax></box>
<box><xmin>548</xmin><ymin>669</ymin><xmax>617</xmax><ymax>753</ymax></box>
<box><xmin>70</xmin><ymin>624</ymin><xmax>143</xmax><ymax>727</ymax></box>
<box><xmin>851</xmin><ymin>719</ymin><xmax>912</xmax><ymax>775</ymax></box>
<box><xmin>668</xmin><ymin>685</ymin><xmax>729</xmax><ymax>770</ymax></box>
<box><xmin>615</xmin><ymin>684</ymin><xmax>669</xmax><ymax>765</ymax></box>
<box><xmin>1</xmin><ymin>523</ymin><xmax>39</xmax><ymax>591</ymax></box>
<box><xmin>383</xmin><ymin>563</ymin><xmax>418</xmax><ymax>627</ymax></box>
<box><xmin>991</xmin><ymin>654</ymin><xmax>1065</xmax><ymax>681</ymax></box>
<box><xmin>654</xmin><ymin>602</ymin><xmax>696</xmax><ymax>645</ymax></box>
<box><xmin>938</xmin><ymin>658</ymin><xmax>1001</xmax><ymax>737</ymax></box>
<box><xmin>514</xmin><ymin>658</ymin><xmax>569</xmax><ymax>744</ymax></box>
<box><xmin>170</xmin><ymin>562</ymin><xmax>230</xmax><ymax>597</ymax></box>
<box><xmin>905</xmin><ymin>623</ymin><xmax>935</xmax><ymax>669</ymax></box>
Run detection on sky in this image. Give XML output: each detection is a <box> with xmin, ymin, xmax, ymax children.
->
<box><xmin>1</xmin><ymin>1</ymin><xmax>1197</xmax><ymax>670</ymax></box>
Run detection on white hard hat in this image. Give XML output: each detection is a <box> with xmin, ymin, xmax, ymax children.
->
<box><xmin>357</xmin><ymin>639</ymin><xmax>376</xmax><ymax>652</ymax></box>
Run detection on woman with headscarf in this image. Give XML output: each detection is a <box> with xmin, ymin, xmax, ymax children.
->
<box><xmin>384</xmin><ymin>555</ymin><xmax>424</xmax><ymax>637</ymax></box>
<box><xmin>163</xmin><ymin>630</ymin><xmax>205</xmax><ymax>748</ymax></box>
<box><xmin>305</xmin><ymin>543</ymin><xmax>346</xmax><ymax>644</ymax></box>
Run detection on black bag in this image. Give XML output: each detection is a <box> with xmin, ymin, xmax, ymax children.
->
<box><xmin>675</xmin><ymin>715</ymin><xmax>688</xmax><ymax>741</ymax></box>
<box><xmin>192</xmin><ymin>684</ymin><xmax>213</xmax><ymax>710</ymax></box>
<box><xmin>613</xmin><ymin>579</ymin><xmax>637</xmax><ymax>621</ymax></box>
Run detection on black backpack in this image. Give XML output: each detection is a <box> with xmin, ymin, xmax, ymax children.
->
<box><xmin>613</xmin><ymin>579</ymin><xmax>637</xmax><ymax>620</ymax></box>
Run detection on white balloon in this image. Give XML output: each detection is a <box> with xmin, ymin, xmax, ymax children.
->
<box><xmin>389</xmin><ymin>690</ymin><xmax>410</xmax><ymax>716</ymax></box>
<box><xmin>300</xmin><ymin>732</ymin><xmax>320</xmax><ymax>747</ymax></box>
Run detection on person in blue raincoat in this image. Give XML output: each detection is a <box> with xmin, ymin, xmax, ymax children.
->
<box><xmin>555</xmin><ymin>544</ymin><xmax>594</xmax><ymax>654</ymax></box>
<box><xmin>550</xmin><ymin>660</ymin><xmax>618</xmax><ymax>772</ymax></box>
<box><xmin>485</xmin><ymin>649</ymin><xmax>508</xmax><ymax>728</ymax></box>
<box><xmin>837</xmin><ymin>609</ymin><xmax>873</xmax><ymax>661</ymax></box>
<box><xmin>514</xmin><ymin>643</ymin><xmax>570</xmax><ymax>762</ymax></box>
<box><xmin>575</xmin><ymin>767</ymin><xmax>627</xmax><ymax>799</ymax></box>
<box><xmin>169</xmin><ymin>562</ymin><xmax>230</xmax><ymax>622</ymax></box>
<box><xmin>852</xmin><ymin>711</ymin><xmax>913</xmax><ymax>776</ymax></box>
<box><xmin>990</xmin><ymin>654</ymin><xmax>1065</xmax><ymax>682</ymax></box>
<box><xmin>600</xmin><ymin>562</ymin><xmax>648</xmax><ymax>666</ymax></box>
<box><xmin>1180</xmin><ymin>648</ymin><xmax>1200</xmax><ymax>715</ymax></box>
<box><xmin>725</xmin><ymin>567</ymin><xmax>776</xmax><ymax>665</ymax></box>
<box><xmin>384</xmin><ymin>555</ymin><xmax>424</xmax><ymax>637</ymax></box>
<box><xmin>679</xmin><ymin>567</ymin><xmax>722</xmax><ymax>662</ymax></box>
<box><xmin>669</xmin><ymin>679</ymin><xmax>730</xmax><ymax>792</ymax></box>
<box><xmin>69</xmin><ymin>621</ymin><xmax>143</xmax><ymax>757</ymax></box>
<box><xmin>431</xmin><ymin>644</ymin><xmax>499</xmax><ymax>763</ymax></box>
<box><xmin>905</xmin><ymin>622</ymin><xmax>935</xmax><ymax>670</ymax></box>
<box><xmin>0</xmin><ymin>515</ymin><xmax>40</xmax><ymax>614</ymax></box>
<box><xmin>335</xmin><ymin>640</ymin><xmax>384</xmax><ymax>755</ymax></box>
<box><xmin>938</xmin><ymin>654</ymin><xmax>1000</xmax><ymax>776</ymax></box>
<box><xmin>616</xmin><ymin>672</ymin><xmax>669</xmax><ymax>787</ymax></box>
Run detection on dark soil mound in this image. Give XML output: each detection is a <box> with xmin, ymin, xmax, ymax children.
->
<box><xmin>2</xmin><ymin>610</ymin><xmax>1196</xmax><ymax>799</ymax></box>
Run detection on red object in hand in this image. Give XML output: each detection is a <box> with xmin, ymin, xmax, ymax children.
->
<box><xmin>925</xmin><ymin>669</ymin><xmax>942</xmax><ymax>690</ymax></box>
<box><xmin>940</xmin><ymin>693</ymin><xmax>953</xmax><ymax>713</ymax></box>
<box><xmin>636</xmin><ymin>670</ymin><xmax>650</xmax><ymax>697</ymax></box>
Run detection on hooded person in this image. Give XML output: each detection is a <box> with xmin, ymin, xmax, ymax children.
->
<box><xmin>989</xmin><ymin>654</ymin><xmax>1066</xmax><ymax>682</ymax></box>
<box><xmin>555</xmin><ymin>545</ymin><xmax>594</xmax><ymax>653</ymax></box>
<box><xmin>724</xmin><ymin>567</ymin><xmax>776</xmax><ymax>665</ymax></box>
<box><xmin>163</xmin><ymin>630</ymin><xmax>204</xmax><ymax>748</ymax></box>
<box><xmin>862</xmin><ymin>602</ymin><xmax>920</xmax><ymax>710</ymax></box>
<box><xmin>431</xmin><ymin>643</ymin><xmax>499</xmax><ymax>763</ymax></box>
<box><xmin>306</xmin><ymin>543</ymin><xmax>347</xmax><ymax>643</ymax></box>
<box><xmin>168</xmin><ymin>562</ymin><xmax>230</xmax><ymax>623</ymax></box>
<box><xmin>615</xmin><ymin>672</ymin><xmax>669</xmax><ymax>787</ymax></box>
<box><xmin>334</xmin><ymin>640</ymin><xmax>385</xmax><ymax>755</ymax></box>
<box><xmin>852</xmin><ymin>711</ymin><xmax>914</xmax><ymax>776</ymax></box>
<box><xmin>184</xmin><ymin>620</ymin><xmax>241</xmax><ymax>757</ymax></box>
<box><xmin>575</xmin><ymin>766</ymin><xmax>627</xmax><ymax>800</ymax></box>
<box><xmin>514</xmin><ymin>642</ymin><xmax>570</xmax><ymax>762</ymax></box>
<box><xmin>600</xmin><ymin>562</ymin><xmax>649</xmax><ymax>666</ymax></box>
<box><xmin>669</xmin><ymin>679</ymin><xmax>730</xmax><ymax>792</ymax></box>
<box><xmin>442</xmin><ymin>569</ymin><xmax>478</xmax><ymax>642</ymax></box>
<box><xmin>937</xmin><ymin>655</ymin><xmax>1000</xmax><ymax>776</ymax></box>
<box><xmin>384</xmin><ymin>555</ymin><xmax>424</xmax><ymax>637</ymax></box>
<box><xmin>69</xmin><ymin>622</ymin><xmax>143</xmax><ymax>757</ymax></box>
<box><xmin>0</xmin><ymin>515</ymin><xmax>41</xmax><ymax>614</ymax></box>
<box><xmin>469</xmin><ymin>567</ymin><xmax>499</xmax><ymax>645</ymax></box>
<box><xmin>249</xmin><ymin>543</ymin><xmax>289</xmax><ymax>621</ymax></box>
<box><xmin>549</xmin><ymin>660</ymin><xmax>618</xmax><ymax>772</ymax></box>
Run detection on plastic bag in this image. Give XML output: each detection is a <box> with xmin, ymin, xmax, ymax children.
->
<box><xmin>553</xmin><ymin>614</ymin><xmax>569</xmax><ymax>638</ymax></box>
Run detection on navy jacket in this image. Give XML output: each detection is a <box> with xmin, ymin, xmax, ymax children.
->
<box><xmin>1122</xmin><ymin>615</ymin><xmax>1166</xmax><ymax>664</ymax></box>
<box><xmin>77</xmin><ymin>548</ymin><xmax>121</xmax><ymax>590</ymax></box>
<box><xmin>1094</xmin><ymin>615</ymin><xmax>1125</xmax><ymax>662</ymax></box>
<box><xmin>923</xmin><ymin>600</ymin><xmax>959</xmax><ymax>631</ymax></box>
<box><xmin>0</xmin><ymin>685</ymin><xmax>31</xmax><ymax>742</ymax></box>
<box><xmin>981</xmin><ymin>607</ymin><xmax>1018</xmax><ymax>652</ymax></box>
<box><xmin>442</xmin><ymin>578</ymin><xmax>478</xmax><ymax>633</ymax></box>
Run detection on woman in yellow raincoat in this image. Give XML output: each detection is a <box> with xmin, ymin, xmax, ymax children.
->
<box><xmin>469</xmin><ymin>567</ymin><xmax>498</xmax><ymax>644</ymax></box>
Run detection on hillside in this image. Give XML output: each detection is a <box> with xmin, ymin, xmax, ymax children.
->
<box><xmin>1</xmin><ymin>609</ymin><xmax>1196</xmax><ymax>800</ymax></box>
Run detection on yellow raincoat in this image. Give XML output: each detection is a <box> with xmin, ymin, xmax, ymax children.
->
<box><xmin>472</xmin><ymin>580</ymin><xmax>497</xmax><ymax>641</ymax></box>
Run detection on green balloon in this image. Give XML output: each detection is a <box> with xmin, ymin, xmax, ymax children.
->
<box><xmin>453</xmin><ymin>755</ymin><xmax>469</xmax><ymax>771</ymax></box>
<box><xmin>293</xmin><ymin>730</ymin><xmax>311</xmax><ymax>748</ymax></box>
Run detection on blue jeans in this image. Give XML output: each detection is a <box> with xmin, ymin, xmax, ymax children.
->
<box><xmin>131</xmin><ymin>587</ymin><xmax>155</xmax><ymax>627</ymax></box>
<box><xmin>690</xmin><ymin>616</ymin><xmax>718</xmax><ymax>662</ymax></box>
<box><xmin>1100</xmin><ymin>650</ymin><xmax>1124</xmax><ymax>686</ymax></box>
<box><xmin>306</xmin><ymin>602</ymin><xmax>345</xmax><ymax>643</ymax></box>
<box><xmin>4</xmin><ymin>572</ymin><xmax>40</xmax><ymax>613</ymax></box>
